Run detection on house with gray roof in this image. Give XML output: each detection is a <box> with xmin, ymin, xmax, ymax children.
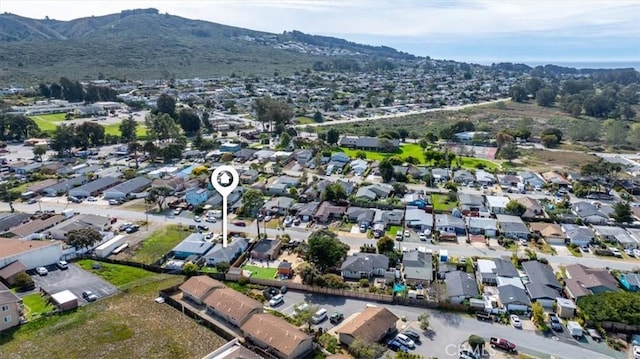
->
<box><xmin>477</xmin><ymin>258</ymin><xmax>519</xmax><ymax>285</ymax></box>
<box><xmin>522</xmin><ymin>260</ymin><xmax>562</xmax><ymax>307</ymax></box>
<box><xmin>0</xmin><ymin>213</ymin><xmax>31</xmax><ymax>233</ymax></box>
<box><xmin>234</xmin><ymin>148</ymin><xmax>257</xmax><ymax>162</ymax></box>
<box><xmin>405</xmin><ymin>207</ymin><xmax>433</xmax><ymax>232</ymax></box>
<box><xmin>42</xmin><ymin>175</ymin><xmax>89</xmax><ymax>197</ymax></box>
<box><xmin>571</xmin><ymin>201</ymin><xmax>608</xmax><ymax>224</ymax></box>
<box><xmin>466</xmin><ymin>217</ymin><xmax>498</xmax><ymax>237</ymax></box>
<box><xmin>453</xmin><ymin>169</ymin><xmax>475</xmax><ymax>184</ymax></box>
<box><xmin>458</xmin><ymin>193</ymin><xmax>488</xmax><ymax>215</ymax></box>
<box><xmin>519</xmin><ymin>171</ymin><xmax>546</xmax><ymax>188</ymax></box>
<box><xmin>475</xmin><ymin>169</ymin><xmax>496</xmax><ymax>185</ymax></box>
<box><xmin>267</xmin><ymin>176</ymin><xmax>300</xmax><ymax>195</ymax></box>
<box><xmin>434</xmin><ymin>214</ymin><xmax>465</xmax><ymax>235</ymax></box>
<box><xmin>561</xmin><ymin>224</ymin><xmax>595</xmax><ymax>246</ymax></box>
<box><xmin>496</xmin><ymin>214</ymin><xmax>530</xmax><ymax>240</ymax></box>
<box><xmin>172</xmin><ymin>233</ymin><xmax>214</xmax><ymax>259</ymax></box>
<box><xmin>103</xmin><ymin>176</ymin><xmax>151</xmax><ymax>200</ymax></box>
<box><xmin>341</xmin><ymin>253</ymin><xmax>389</xmax><ymax>280</ymax></box>
<box><xmin>498</xmin><ymin>284</ymin><xmax>532</xmax><ymax>312</ymax></box>
<box><xmin>593</xmin><ymin>225</ymin><xmax>640</xmax><ymax>249</ymax></box>
<box><xmin>374</xmin><ymin>209</ymin><xmax>404</xmax><ymax>227</ymax></box>
<box><xmin>355</xmin><ymin>183</ymin><xmax>393</xmax><ymax>201</ymax></box>
<box><xmin>339</xmin><ymin>136</ymin><xmax>399</xmax><ymax>152</ymax></box>
<box><xmin>402</xmin><ymin>250</ymin><xmax>433</xmax><ymax>286</ymax></box>
<box><xmin>262</xmin><ymin>196</ymin><xmax>295</xmax><ymax>216</ymax></box>
<box><xmin>346</xmin><ymin>207</ymin><xmax>376</xmax><ymax>227</ymax></box>
<box><xmin>68</xmin><ymin>176</ymin><xmax>120</xmax><ymax>198</ymax></box>
<box><xmin>290</xmin><ymin>201</ymin><xmax>320</xmax><ymax>222</ymax></box>
<box><xmin>314</xmin><ymin>202</ymin><xmax>347</xmax><ymax>224</ymax></box>
<box><xmin>431</xmin><ymin>168</ymin><xmax>451</xmax><ymax>183</ymax></box>
<box><xmin>446</xmin><ymin>271</ymin><xmax>479</xmax><ymax>304</ymax></box>
<box><xmin>204</xmin><ymin>237</ymin><xmax>249</xmax><ymax>266</ymax></box>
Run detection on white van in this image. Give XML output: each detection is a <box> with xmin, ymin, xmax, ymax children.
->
<box><xmin>312</xmin><ymin>308</ymin><xmax>328</xmax><ymax>324</ymax></box>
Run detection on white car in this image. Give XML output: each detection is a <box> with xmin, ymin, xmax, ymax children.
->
<box><xmin>510</xmin><ymin>314</ymin><xmax>522</xmax><ymax>328</ymax></box>
<box><xmin>87</xmin><ymin>196</ymin><xmax>98</xmax><ymax>202</ymax></box>
<box><xmin>633</xmin><ymin>345</ymin><xmax>640</xmax><ymax>359</ymax></box>
<box><xmin>395</xmin><ymin>333</ymin><xmax>415</xmax><ymax>349</ymax></box>
<box><xmin>264</xmin><ymin>215</ymin><xmax>272</xmax><ymax>222</ymax></box>
<box><xmin>269</xmin><ymin>294</ymin><xmax>284</xmax><ymax>307</ymax></box>
<box><xmin>519</xmin><ymin>239</ymin><xmax>528</xmax><ymax>246</ymax></box>
<box><xmin>194</xmin><ymin>216</ymin><xmax>201</xmax><ymax>222</ymax></box>
<box><xmin>173</xmin><ymin>208</ymin><xmax>182</xmax><ymax>215</ymax></box>
<box><xmin>418</xmin><ymin>233</ymin><xmax>427</xmax><ymax>241</ymax></box>
<box><xmin>404</xmin><ymin>230</ymin><xmax>410</xmax><ymax>238</ymax></box>
<box><xmin>634</xmin><ymin>249</ymin><xmax>640</xmax><ymax>258</ymax></box>
<box><xmin>205</xmin><ymin>216</ymin><xmax>216</xmax><ymax>223</ymax></box>
<box><xmin>35</xmin><ymin>267</ymin><xmax>48</xmax><ymax>276</ymax></box>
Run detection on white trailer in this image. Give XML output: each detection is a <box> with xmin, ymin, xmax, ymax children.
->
<box><xmin>94</xmin><ymin>235</ymin><xmax>127</xmax><ymax>258</ymax></box>
<box><xmin>62</xmin><ymin>209</ymin><xmax>75</xmax><ymax>218</ymax></box>
<box><xmin>567</xmin><ymin>321</ymin><xmax>583</xmax><ymax>338</ymax></box>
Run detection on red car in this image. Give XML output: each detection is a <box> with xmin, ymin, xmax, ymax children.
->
<box><xmin>233</xmin><ymin>221</ymin><xmax>247</xmax><ymax>227</ymax></box>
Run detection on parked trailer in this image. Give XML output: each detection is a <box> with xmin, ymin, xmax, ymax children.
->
<box><xmin>112</xmin><ymin>242</ymin><xmax>129</xmax><ymax>255</ymax></box>
<box><xmin>94</xmin><ymin>235</ymin><xmax>127</xmax><ymax>258</ymax></box>
<box><xmin>567</xmin><ymin>321</ymin><xmax>583</xmax><ymax>338</ymax></box>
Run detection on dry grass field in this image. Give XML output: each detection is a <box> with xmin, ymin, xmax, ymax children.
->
<box><xmin>521</xmin><ymin>149</ymin><xmax>599</xmax><ymax>172</ymax></box>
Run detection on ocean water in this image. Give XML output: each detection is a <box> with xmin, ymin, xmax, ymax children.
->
<box><xmin>523</xmin><ymin>61</ymin><xmax>640</xmax><ymax>70</ymax></box>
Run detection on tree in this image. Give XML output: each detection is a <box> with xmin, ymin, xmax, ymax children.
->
<box><xmin>278</xmin><ymin>132</ymin><xmax>291</xmax><ymax>149</ymax></box>
<box><xmin>33</xmin><ymin>145</ymin><xmax>47</xmax><ymax>162</ymax></box>
<box><xmin>418</xmin><ymin>312</ymin><xmax>430</xmax><ymax>331</ymax></box>
<box><xmin>348</xmin><ymin>338</ymin><xmax>386</xmax><ymax>359</ymax></box>
<box><xmin>128</xmin><ymin>142</ymin><xmax>141</xmax><ymax>169</ymax></box>
<box><xmin>322</xmin><ymin>183</ymin><xmax>347</xmax><ymax>203</ymax></box>
<box><xmin>66</xmin><ymin>227</ymin><xmax>102</xmax><ymax>249</ymax></box>
<box><xmin>379</xmin><ymin>159</ymin><xmax>394</xmax><ymax>182</ymax></box>
<box><xmin>15</xmin><ymin>272</ymin><xmax>34</xmax><ymax>291</ymax></box>
<box><xmin>215</xmin><ymin>261</ymin><xmax>231</xmax><ymax>274</ymax></box>
<box><xmin>605</xmin><ymin>120</ymin><xmax>628</xmax><ymax>146</ymax></box>
<box><xmin>292</xmin><ymin>302</ymin><xmax>319</xmax><ymax>330</ymax></box>
<box><xmin>145</xmin><ymin>113</ymin><xmax>180</xmax><ymax>142</ymax></box>
<box><xmin>525</xmin><ymin>77</ymin><xmax>545</xmax><ymax>97</ymax></box>
<box><xmin>50</xmin><ymin>123</ymin><xmax>76</xmax><ymax>157</ymax></box>
<box><xmin>313</xmin><ymin>110</ymin><xmax>323</xmax><ymax>123</ymax></box>
<box><xmin>531</xmin><ymin>302</ymin><xmax>547</xmax><ymax>330</ymax></box>
<box><xmin>326</xmin><ymin>128</ymin><xmax>340</xmax><ymax>145</ymax></box>
<box><xmin>306</xmin><ymin>229</ymin><xmax>349</xmax><ymax>272</ymax></box>
<box><xmin>468</xmin><ymin>335</ymin><xmax>485</xmax><ymax>353</ymax></box>
<box><xmin>536</xmin><ymin>88</ymin><xmax>556</xmax><ymax>107</ymax></box>
<box><xmin>75</xmin><ymin>122</ymin><xmax>105</xmax><ymax>148</ymax></box>
<box><xmin>252</xmin><ymin>97</ymin><xmax>293</xmax><ymax>135</ymax></box>
<box><xmin>540</xmin><ymin>134</ymin><xmax>560</xmax><ymax>148</ymax></box>
<box><xmin>119</xmin><ymin>117</ymin><xmax>138</xmax><ymax>143</ymax></box>
<box><xmin>156</xmin><ymin>93</ymin><xmax>176</xmax><ymax>116</ymax></box>
<box><xmin>38</xmin><ymin>83</ymin><xmax>51</xmax><ymax>98</ymax></box>
<box><xmin>612</xmin><ymin>201</ymin><xmax>633</xmax><ymax>224</ymax></box>
<box><xmin>239</xmin><ymin>189</ymin><xmax>264</xmax><ymax>217</ymax></box>
<box><xmin>510</xmin><ymin>85</ymin><xmax>528</xmax><ymax>102</ymax></box>
<box><xmin>541</xmin><ymin>128</ymin><xmax>563</xmax><ymax>142</ymax></box>
<box><xmin>506</xmin><ymin>200</ymin><xmax>526</xmax><ymax>216</ymax></box>
<box><xmin>143</xmin><ymin>141</ymin><xmax>159</xmax><ymax>161</ymax></box>
<box><xmin>377</xmin><ymin>236</ymin><xmax>395</xmax><ymax>253</ymax></box>
<box><xmin>162</xmin><ymin>143</ymin><xmax>183</xmax><ymax>163</ymax></box>
<box><xmin>182</xmin><ymin>262</ymin><xmax>198</xmax><ymax>276</ymax></box>
<box><xmin>146</xmin><ymin>186</ymin><xmax>172</xmax><ymax>211</ymax></box>
<box><xmin>177</xmin><ymin>109</ymin><xmax>201</xmax><ymax>136</ymax></box>
<box><xmin>498</xmin><ymin>143</ymin><xmax>519</xmax><ymax>161</ymax></box>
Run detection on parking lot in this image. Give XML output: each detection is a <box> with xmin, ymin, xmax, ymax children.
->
<box><xmin>31</xmin><ymin>263</ymin><xmax>118</xmax><ymax>304</ymax></box>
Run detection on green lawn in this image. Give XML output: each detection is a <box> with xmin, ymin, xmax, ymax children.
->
<box><xmin>431</xmin><ymin>193</ymin><xmax>458</xmax><ymax>211</ymax></box>
<box><xmin>459</xmin><ymin>157</ymin><xmax>500</xmax><ymax>171</ymax></box>
<box><xmin>338</xmin><ymin>143</ymin><xmax>424</xmax><ymax>163</ymax></box>
<box><xmin>28</xmin><ymin>113</ymin><xmax>67</xmax><ymax>132</ymax></box>
<box><xmin>386</xmin><ymin>225</ymin><xmax>403</xmax><ymax>238</ymax></box>
<box><xmin>76</xmin><ymin>259</ymin><xmax>156</xmax><ymax>287</ymax></box>
<box><xmin>103</xmin><ymin>122</ymin><xmax>148</xmax><ymax>139</ymax></box>
<box><xmin>241</xmin><ymin>265</ymin><xmax>277</xmax><ymax>279</ymax></box>
<box><xmin>295</xmin><ymin>116</ymin><xmax>316</xmax><ymax>125</ymax></box>
<box><xmin>131</xmin><ymin>224</ymin><xmax>191</xmax><ymax>264</ymax></box>
<box><xmin>21</xmin><ymin>293</ymin><xmax>54</xmax><ymax>320</ymax></box>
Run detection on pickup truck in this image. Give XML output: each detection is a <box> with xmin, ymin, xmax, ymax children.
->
<box><xmin>490</xmin><ymin>337</ymin><xmax>516</xmax><ymax>352</ymax></box>
<box><xmin>475</xmin><ymin>311</ymin><xmax>492</xmax><ymax>322</ymax></box>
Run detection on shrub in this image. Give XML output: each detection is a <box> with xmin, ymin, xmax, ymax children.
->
<box><xmin>359</xmin><ymin>278</ymin><xmax>370</xmax><ymax>288</ymax></box>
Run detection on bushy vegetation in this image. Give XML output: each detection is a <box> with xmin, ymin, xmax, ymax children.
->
<box><xmin>578</xmin><ymin>291</ymin><xmax>640</xmax><ymax>325</ymax></box>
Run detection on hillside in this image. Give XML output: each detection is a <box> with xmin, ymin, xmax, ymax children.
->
<box><xmin>0</xmin><ymin>8</ymin><xmax>415</xmax><ymax>84</ymax></box>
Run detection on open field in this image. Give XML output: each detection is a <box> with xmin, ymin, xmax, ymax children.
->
<box><xmin>241</xmin><ymin>264</ymin><xmax>277</xmax><ymax>279</ymax></box>
<box><xmin>0</xmin><ymin>276</ymin><xmax>226</xmax><ymax>359</ymax></box>
<box><xmin>432</xmin><ymin>193</ymin><xmax>458</xmax><ymax>212</ymax></box>
<box><xmin>21</xmin><ymin>293</ymin><xmax>54</xmax><ymax>320</ymax></box>
<box><xmin>127</xmin><ymin>224</ymin><xmax>191</xmax><ymax>264</ymax></box>
<box><xmin>459</xmin><ymin>157</ymin><xmax>500</xmax><ymax>171</ymax></box>
<box><xmin>104</xmin><ymin>122</ymin><xmax>148</xmax><ymax>139</ymax></box>
<box><xmin>339</xmin><ymin>143</ymin><xmax>424</xmax><ymax>163</ymax></box>
<box><xmin>521</xmin><ymin>149</ymin><xmax>599</xmax><ymax>172</ymax></box>
<box><xmin>76</xmin><ymin>259</ymin><xmax>157</xmax><ymax>287</ymax></box>
<box><xmin>28</xmin><ymin>113</ymin><xmax>66</xmax><ymax>132</ymax></box>
<box><xmin>295</xmin><ymin>116</ymin><xmax>316</xmax><ymax>125</ymax></box>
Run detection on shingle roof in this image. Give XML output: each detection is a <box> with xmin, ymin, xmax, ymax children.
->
<box><xmin>341</xmin><ymin>253</ymin><xmax>388</xmax><ymax>273</ymax></box>
<box><xmin>0</xmin><ymin>282</ymin><xmax>20</xmax><ymax>304</ymax></box>
<box><xmin>522</xmin><ymin>260</ymin><xmax>562</xmax><ymax>289</ymax></box>
<box><xmin>241</xmin><ymin>313</ymin><xmax>312</xmax><ymax>357</ymax></box>
<box><xmin>0</xmin><ymin>239</ymin><xmax>60</xmax><ymax>259</ymax></box>
<box><xmin>494</xmin><ymin>258</ymin><xmax>519</xmax><ymax>277</ymax></box>
<box><xmin>498</xmin><ymin>284</ymin><xmax>531</xmax><ymax>306</ymax></box>
<box><xmin>203</xmin><ymin>287</ymin><xmax>262</xmax><ymax>323</ymax></box>
<box><xmin>337</xmin><ymin>306</ymin><xmax>399</xmax><ymax>342</ymax></box>
<box><xmin>105</xmin><ymin>176</ymin><xmax>151</xmax><ymax>194</ymax></box>
<box><xmin>564</xmin><ymin>264</ymin><xmax>618</xmax><ymax>293</ymax></box>
<box><xmin>445</xmin><ymin>270</ymin><xmax>479</xmax><ymax>298</ymax></box>
<box><xmin>179</xmin><ymin>275</ymin><xmax>223</xmax><ymax>301</ymax></box>
<box><xmin>70</xmin><ymin>176</ymin><xmax>120</xmax><ymax>195</ymax></box>
<box><xmin>9</xmin><ymin>214</ymin><xmax>66</xmax><ymax>237</ymax></box>
<box><xmin>403</xmin><ymin>251</ymin><xmax>433</xmax><ymax>281</ymax></box>
<box><xmin>0</xmin><ymin>260</ymin><xmax>26</xmax><ymax>280</ymax></box>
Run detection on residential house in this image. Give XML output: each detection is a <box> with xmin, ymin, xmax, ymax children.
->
<box><xmin>475</xmin><ymin>169</ymin><xmax>496</xmax><ymax>186</ymax></box>
<box><xmin>522</xmin><ymin>260</ymin><xmax>562</xmax><ymax>307</ymax></box>
<box><xmin>446</xmin><ymin>271</ymin><xmax>479</xmax><ymax>304</ymax></box>
<box><xmin>541</xmin><ymin>171</ymin><xmax>570</xmax><ymax>187</ymax></box>
<box><xmin>402</xmin><ymin>250</ymin><xmax>433</xmax><ymax>286</ymax></box>
<box><xmin>431</xmin><ymin>168</ymin><xmax>451</xmax><ymax>183</ymax></box>
<box><xmin>250</xmin><ymin>239</ymin><xmax>281</xmax><ymax>261</ymax></box>
<box><xmin>355</xmin><ymin>183</ymin><xmax>393</xmax><ymax>201</ymax></box>
<box><xmin>529</xmin><ymin>222</ymin><xmax>567</xmax><ymax>245</ymax></box>
<box><xmin>453</xmin><ymin>169</ymin><xmax>475</xmax><ymax>184</ymax></box>
<box><xmin>405</xmin><ymin>207</ymin><xmax>434</xmax><ymax>232</ymax></box>
<box><xmin>293</xmin><ymin>149</ymin><xmax>314</xmax><ymax>164</ymax></box>
<box><xmin>290</xmin><ymin>201</ymin><xmax>320</xmax><ymax>222</ymax></box>
<box><xmin>350</xmin><ymin>159</ymin><xmax>368</xmax><ymax>176</ymax></box>
<box><xmin>392</xmin><ymin>165</ymin><xmax>409</xmax><ymax>176</ymax></box>
<box><xmin>241</xmin><ymin>313</ymin><xmax>313</xmax><ymax>359</ymax></box>
<box><xmin>374</xmin><ymin>209</ymin><xmax>404</xmax><ymax>227</ymax></box>
<box><xmin>42</xmin><ymin>175</ymin><xmax>89</xmax><ymax>197</ymax></box>
<box><xmin>345</xmin><ymin>207</ymin><xmax>376</xmax><ymax>228</ymax></box>
<box><xmin>434</xmin><ymin>214</ymin><xmax>466</xmax><ymax>235</ymax></box>
<box><xmin>267</xmin><ymin>176</ymin><xmax>300</xmax><ymax>196</ymax></box>
<box><xmin>496</xmin><ymin>214</ymin><xmax>530</xmax><ymax>240</ymax></box>
<box><xmin>185</xmin><ymin>187</ymin><xmax>211</xmax><ymax>206</ymax></box>
<box><xmin>572</xmin><ymin>202</ymin><xmax>609</xmax><ymax>224</ymax></box>
<box><xmin>151</xmin><ymin>177</ymin><xmax>185</xmax><ymax>193</ymax></box>
<box><xmin>220</xmin><ymin>142</ymin><xmax>241</xmax><ymax>153</ymax></box>
<box><xmin>341</xmin><ymin>253</ymin><xmax>389</xmax><ymax>280</ymax></box>
<box><xmin>0</xmin><ymin>282</ymin><xmax>22</xmax><ymax>332</ymax></box>
<box><xmin>339</xmin><ymin>136</ymin><xmax>399</xmax><ymax>152</ymax></box>
<box><xmin>234</xmin><ymin>148</ymin><xmax>257</xmax><ymax>162</ymax></box>
<box><xmin>561</xmin><ymin>224</ymin><xmax>595</xmax><ymax>247</ymax></box>
<box><xmin>402</xmin><ymin>193</ymin><xmax>429</xmax><ymax>209</ymax></box>
<box><xmin>498</xmin><ymin>284</ymin><xmax>532</xmax><ymax>312</ymax></box>
<box><xmin>313</xmin><ymin>202</ymin><xmax>346</xmax><ymax>224</ymax></box>
<box><xmin>564</xmin><ymin>264</ymin><xmax>619</xmax><ymax>300</ymax></box>
<box><xmin>485</xmin><ymin>195</ymin><xmax>510</xmax><ymax>215</ymax></box>
<box><xmin>102</xmin><ymin>176</ymin><xmax>152</xmax><ymax>200</ymax></box>
<box><xmin>519</xmin><ymin>171</ymin><xmax>546</xmax><ymax>189</ymax></box>
<box><xmin>171</xmin><ymin>233</ymin><xmax>214</xmax><ymax>260</ymax></box>
<box><xmin>458</xmin><ymin>193</ymin><xmax>488</xmax><ymax>216</ymax></box>
<box><xmin>0</xmin><ymin>213</ymin><xmax>30</xmax><ymax>233</ymax></box>
<box><xmin>203</xmin><ymin>237</ymin><xmax>250</xmax><ymax>267</ymax></box>
<box><xmin>337</xmin><ymin>306</ymin><xmax>399</xmax><ymax>346</ymax></box>
<box><xmin>5</xmin><ymin>214</ymin><xmax>66</xmax><ymax>240</ymax></box>
<box><xmin>592</xmin><ymin>225</ymin><xmax>640</xmax><ymax>250</ymax></box>
<box><xmin>204</xmin><ymin>287</ymin><xmax>263</xmax><ymax>327</ymax></box>
<box><xmin>253</xmin><ymin>149</ymin><xmax>275</xmax><ymax>163</ymax></box>
<box><xmin>26</xmin><ymin>178</ymin><xmax>59</xmax><ymax>195</ymax></box>
<box><xmin>619</xmin><ymin>273</ymin><xmax>640</xmax><ymax>292</ymax></box>
<box><xmin>14</xmin><ymin>162</ymin><xmax>42</xmax><ymax>175</ymax></box>
<box><xmin>262</xmin><ymin>197</ymin><xmax>295</xmax><ymax>216</ymax></box>
<box><xmin>68</xmin><ymin>176</ymin><xmax>120</xmax><ymax>198</ymax></box>
<box><xmin>497</xmin><ymin>174</ymin><xmax>523</xmax><ymax>188</ymax></box>
<box><xmin>179</xmin><ymin>275</ymin><xmax>224</xmax><ymax>305</ymax></box>
<box><xmin>510</xmin><ymin>196</ymin><xmax>545</xmax><ymax>219</ymax></box>
<box><xmin>328</xmin><ymin>152</ymin><xmax>350</xmax><ymax>173</ymax></box>
<box><xmin>0</xmin><ymin>261</ymin><xmax>26</xmax><ymax>286</ymax></box>
<box><xmin>240</xmin><ymin>169</ymin><xmax>259</xmax><ymax>184</ymax></box>
<box><xmin>477</xmin><ymin>258</ymin><xmax>519</xmax><ymax>285</ymax></box>
<box><xmin>466</xmin><ymin>217</ymin><xmax>498</xmax><ymax>237</ymax></box>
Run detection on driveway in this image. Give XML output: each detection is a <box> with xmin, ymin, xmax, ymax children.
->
<box><xmin>31</xmin><ymin>263</ymin><xmax>118</xmax><ymax>304</ymax></box>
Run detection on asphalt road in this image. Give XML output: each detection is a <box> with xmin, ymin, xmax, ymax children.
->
<box><xmin>30</xmin><ymin>263</ymin><xmax>118</xmax><ymax>304</ymax></box>
<box><xmin>271</xmin><ymin>290</ymin><xmax>623</xmax><ymax>359</ymax></box>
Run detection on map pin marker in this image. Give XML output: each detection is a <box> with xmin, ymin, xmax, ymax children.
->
<box><xmin>211</xmin><ymin>165</ymin><xmax>239</xmax><ymax>248</ymax></box>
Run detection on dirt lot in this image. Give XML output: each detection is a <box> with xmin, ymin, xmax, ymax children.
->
<box><xmin>0</xmin><ymin>276</ymin><xmax>226</xmax><ymax>359</ymax></box>
<box><xmin>522</xmin><ymin>149</ymin><xmax>599</xmax><ymax>172</ymax></box>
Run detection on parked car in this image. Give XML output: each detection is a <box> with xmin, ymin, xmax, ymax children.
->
<box><xmin>233</xmin><ymin>221</ymin><xmax>247</xmax><ymax>227</ymax></box>
<box><xmin>402</xmin><ymin>330</ymin><xmax>420</xmax><ymax>343</ymax></box>
<box><xmin>82</xmin><ymin>290</ymin><xmax>99</xmax><ymax>302</ymax></box>
<box><xmin>510</xmin><ymin>314</ymin><xmax>522</xmax><ymax>329</ymax></box>
<box><xmin>269</xmin><ymin>294</ymin><xmax>284</xmax><ymax>307</ymax></box>
<box><xmin>27</xmin><ymin>198</ymin><xmax>38</xmax><ymax>204</ymax></box>
<box><xmin>395</xmin><ymin>333</ymin><xmax>415</xmax><ymax>349</ymax></box>
<box><xmin>173</xmin><ymin>208</ymin><xmax>182</xmax><ymax>215</ymax></box>
<box><xmin>194</xmin><ymin>216</ymin><xmax>202</xmax><ymax>222</ymax></box>
<box><xmin>264</xmin><ymin>215</ymin><xmax>272</xmax><ymax>222</ymax></box>
<box><xmin>87</xmin><ymin>196</ymin><xmax>98</xmax><ymax>202</ymax></box>
<box><xmin>205</xmin><ymin>216</ymin><xmax>216</xmax><ymax>223</ymax></box>
<box><xmin>125</xmin><ymin>224</ymin><xmax>140</xmax><ymax>233</ymax></box>
<box><xmin>108</xmin><ymin>199</ymin><xmax>120</xmax><ymax>205</ymax></box>
<box><xmin>329</xmin><ymin>312</ymin><xmax>344</xmax><ymax>324</ymax></box>
<box><xmin>35</xmin><ymin>267</ymin><xmax>48</xmax><ymax>276</ymax></box>
<box><xmin>312</xmin><ymin>308</ymin><xmax>328</xmax><ymax>324</ymax></box>
<box><xmin>548</xmin><ymin>313</ymin><xmax>563</xmax><ymax>331</ymax></box>
<box><xmin>403</xmin><ymin>230</ymin><xmax>410</xmax><ymax>238</ymax></box>
<box><xmin>196</xmin><ymin>225</ymin><xmax>209</xmax><ymax>231</ymax></box>
<box><xmin>56</xmin><ymin>261</ymin><xmax>68</xmax><ymax>270</ymax></box>
<box><xmin>418</xmin><ymin>233</ymin><xmax>427</xmax><ymax>241</ymax></box>
<box><xmin>633</xmin><ymin>345</ymin><xmax>640</xmax><ymax>359</ymax></box>
<box><xmin>387</xmin><ymin>340</ymin><xmax>409</xmax><ymax>353</ymax></box>
<box><xmin>490</xmin><ymin>337</ymin><xmax>516</xmax><ymax>352</ymax></box>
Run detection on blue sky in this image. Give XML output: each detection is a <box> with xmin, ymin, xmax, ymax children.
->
<box><xmin>2</xmin><ymin>0</ymin><xmax>639</xmax><ymax>64</ymax></box>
